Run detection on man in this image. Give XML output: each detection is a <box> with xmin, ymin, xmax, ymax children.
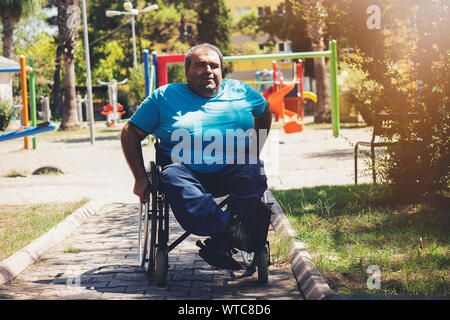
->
<box><xmin>121</xmin><ymin>43</ymin><xmax>272</xmax><ymax>269</ymax></box>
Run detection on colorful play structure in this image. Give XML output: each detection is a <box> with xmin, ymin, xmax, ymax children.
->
<box><xmin>262</xmin><ymin>60</ymin><xmax>304</xmax><ymax>133</ymax></box>
<box><xmin>143</xmin><ymin>40</ymin><xmax>340</xmax><ymax>137</ymax></box>
<box><xmin>97</xmin><ymin>78</ymin><xmax>128</xmax><ymax>127</ymax></box>
<box><xmin>0</xmin><ymin>55</ymin><xmax>56</xmax><ymax>148</ymax></box>
<box><xmin>256</xmin><ymin>64</ymin><xmax>317</xmax><ymax>119</ymax></box>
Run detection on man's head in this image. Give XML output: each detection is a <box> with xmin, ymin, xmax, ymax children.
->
<box><xmin>185</xmin><ymin>43</ymin><xmax>224</xmax><ymax>98</ymax></box>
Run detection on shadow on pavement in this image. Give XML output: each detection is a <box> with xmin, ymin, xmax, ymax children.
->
<box><xmin>63</xmin><ymin>136</ymin><xmax>120</xmax><ymax>144</ymax></box>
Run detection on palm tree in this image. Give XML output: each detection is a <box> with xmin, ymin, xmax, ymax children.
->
<box><xmin>0</xmin><ymin>0</ymin><xmax>39</xmax><ymax>58</ymax></box>
<box><xmin>54</xmin><ymin>0</ymin><xmax>80</xmax><ymax>130</ymax></box>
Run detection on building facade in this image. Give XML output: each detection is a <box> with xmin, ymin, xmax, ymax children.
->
<box><xmin>225</xmin><ymin>0</ymin><xmax>294</xmax><ymax>88</ymax></box>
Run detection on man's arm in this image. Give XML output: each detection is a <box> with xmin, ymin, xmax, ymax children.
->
<box><xmin>120</xmin><ymin>122</ymin><xmax>151</xmax><ymax>203</ymax></box>
<box><xmin>254</xmin><ymin>101</ymin><xmax>272</xmax><ymax>152</ymax></box>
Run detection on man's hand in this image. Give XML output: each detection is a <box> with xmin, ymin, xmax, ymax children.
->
<box><xmin>134</xmin><ymin>176</ymin><xmax>151</xmax><ymax>204</ymax></box>
<box><xmin>121</xmin><ymin>122</ymin><xmax>151</xmax><ymax>203</ymax></box>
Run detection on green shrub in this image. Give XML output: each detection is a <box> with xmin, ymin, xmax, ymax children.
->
<box><xmin>127</xmin><ymin>63</ymin><xmax>146</xmax><ymax>113</ymax></box>
<box><xmin>339</xmin><ymin>53</ymin><xmax>385</xmax><ymax>125</ymax></box>
<box><xmin>0</xmin><ymin>100</ymin><xmax>13</xmax><ymax>131</ymax></box>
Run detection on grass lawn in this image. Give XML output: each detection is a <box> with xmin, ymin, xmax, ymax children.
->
<box><xmin>0</xmin><ymin>199</ymin><xmax>89</xmax><ymax>261</ymax></box>
<box><xmin>271</xmin><ymin>184</ymin><xmax>449</xmax><ymax>296</ymax></box>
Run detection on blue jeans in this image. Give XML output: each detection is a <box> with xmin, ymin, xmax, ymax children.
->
<box><xmin>161</xmin><ymin>159</ymin><xmax>267</xmax><ymax>237</ymax></box>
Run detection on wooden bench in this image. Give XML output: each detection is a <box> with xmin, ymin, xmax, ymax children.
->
<box><xmin>354</xmin><ymin>112</ymin><xmax>421</xmax><ymax>184</ymax></box>
<box><xmin>354</xmin><ymin>113</ymin><xmax>396</xmax><ymax>184</ymax></box>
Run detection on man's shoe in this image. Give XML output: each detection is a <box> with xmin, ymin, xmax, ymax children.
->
<box><xmin>196</xmin><ymin>239</ymin><xmax>242</xmax><ymax>270</ymax></box>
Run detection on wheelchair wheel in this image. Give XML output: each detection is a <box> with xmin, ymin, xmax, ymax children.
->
<box><xmin>257</xmin><ymin>242</ymin><xmax>270</xmax><ymax>284</ymax></box>
<box><xmin>138</xmin><ymin>202</ymin><xmax>150</xmax><ymax>268</ymax></box>
<box><xmin>145</xmin><ymin>162</ymin><xmax>159</xmax><ymax>274</ymax></box>
<box><xmin>155</xmin><ymin>247</ymin><xmax>168</xmax><ymax>287</ymax></box>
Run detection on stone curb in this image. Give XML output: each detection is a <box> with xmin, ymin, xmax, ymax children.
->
<box><xmin>0</xmin><ymin>200</ymin><xmax>104</xmax><ymax>286</ymax></box>
<box><xmin>267</xmin><ymin>191</ymin><xmax>334</xmax><ymax>300</ymax></box>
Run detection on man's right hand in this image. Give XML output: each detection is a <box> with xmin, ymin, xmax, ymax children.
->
<box><xmin>134</xmin><ymin>177</ymin><xmax>151</xmax><ymax>204</ymax></box>
<box><xmin>121</xmin><ymin>122</ymin><xmax>152</xmax><ymax>204</ymax></box>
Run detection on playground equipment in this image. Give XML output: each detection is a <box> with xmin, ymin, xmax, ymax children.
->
<box><xmin>101</xmin><ymin>102</ymin><xmax>126</xmax><ymax>123</ymax></box>
<box><xmin>0</xmin><ymin>55</ymin><xmax>55</xmax><ymax>148</ymax></box>
<box><xmin>144</xmin><ymin>40</ymin><xmax>340</xmax><ymax>137</ymax></box>
<box><xmin>97</xmin><ymin>78</ymin><xmax>128</xmax><ymax>127</ymax></box>
<box><xmin>254</xmin><ymin>69</ymin><xmax>273</xmax><ymax>93</ymax></box>
<box><xmin>255</xmin><ymin>68</ymin><xmax>317</xmax><ymax>118</ymax></box>
<box><xmin>263</xmin><ymin>60</ymin><xmax>304</xmax><ymax>133</ymax></box>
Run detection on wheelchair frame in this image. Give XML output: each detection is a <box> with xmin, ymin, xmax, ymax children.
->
<box><xmin>138</xmin><ymin>139</ymin><xmax>271</xmax><ymax>287</ymax></box>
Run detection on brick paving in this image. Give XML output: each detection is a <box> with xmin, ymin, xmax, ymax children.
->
<box><xmin>0</xmin><ymin>120</ymin><xmax>372</xmax><ymax>300</ymax></box>
<box><xmin>0</xmin><ymin>202</ymin><xmax>301</xmax><ymax>300</ymax></box>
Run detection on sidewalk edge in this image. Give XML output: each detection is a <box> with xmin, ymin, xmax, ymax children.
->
<box><xmin>267</xmin><ymin>191</ymin><xmax>334</xmax><ymax>300</ymax></box>
<box><xmin>0</xmin><ymin>200</ymin><xmax>104</xmax><ymax>286</ymax></box>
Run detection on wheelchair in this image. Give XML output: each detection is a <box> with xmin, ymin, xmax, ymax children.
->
<box><xmin>137</xmin><ymin>138</ymin><xmax>272</xmax><ymax>287</ymax></box>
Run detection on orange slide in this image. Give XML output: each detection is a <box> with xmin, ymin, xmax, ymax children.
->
<box><xmin>267</xmin><ymin>61</ymin><xmax>303</xmax><ymax>133</ymax></box>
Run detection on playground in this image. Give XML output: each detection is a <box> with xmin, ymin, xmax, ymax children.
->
<box><xmin>0</xmin><ymin>0</ymin><xmax>448</xmax><ymax>302</ymax></box>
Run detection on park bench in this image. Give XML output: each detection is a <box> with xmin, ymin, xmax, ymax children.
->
<box><xmin>354</xmin><ymin>112</ymin><xmax>418</xmax><ymax>184</ymax></box>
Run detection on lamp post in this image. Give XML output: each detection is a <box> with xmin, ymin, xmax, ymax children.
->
<box><xmin>106</xmin><ymin>2</ymin><xmax>158</xmax><ymax>68</ymax></box>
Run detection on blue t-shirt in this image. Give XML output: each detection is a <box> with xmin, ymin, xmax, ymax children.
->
<box><xmin>130</xmin><ymin>79</ymin><xmax>267</xmax><ymax>173</ymax></box>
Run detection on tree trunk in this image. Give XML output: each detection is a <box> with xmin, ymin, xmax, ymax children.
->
<box><xmin>1</xmin><ymin>14</ymin><xmax>16</xmax><ymax>59</ymax></box>
<box><xmin>51</xmin><ymin>44</ymin><xmax>63</xmax><ymax>120</ymax></box>
<box><xmin>57</xmin><ymin>0</ymin><xmax>80</xmax><ymax>130</ymax></box>
<box><xmin>313</xmin><ymin>54</ymin><xmax>332</xmax><ymax>123</ymax></box>
<box><xmin>305</xmin><ymin>0</ymin><xmax>332</xmax><ymax>123</ymax></box>
<box><xmin>60</xmin><ymin>54</ymin><xmax>79</xmax><ymax>129</ymax></box>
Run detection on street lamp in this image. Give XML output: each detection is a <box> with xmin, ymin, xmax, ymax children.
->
<box><xmin>106</xmin><ymin>2</ymin><xmax>158</xmax><ymax>68</ymax></box>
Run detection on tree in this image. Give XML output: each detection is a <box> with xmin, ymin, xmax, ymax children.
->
<box><xmin>380</xmin><ymin>0</ymin><xmax>450</xmax><ymax>197</ymax></box>
<box><xmin>55</xmin><ymin>0</ymin><xmax>80</xmax><ymax>130</ymax></box>
<box><xmin>258</xmin><ymin>1</ymin><xmax>313</xmax><ymax>76</ymax></box>
<box><xmin>328</xmin><ymin>0</ymin><xmax>449</xmax><ymax>196</ymax></box>
<box><xmin>196</xmin><ymin>0</ymin><xmax>231</xmax><ymax>56</ymax></box>
<box><xmin>0</xmin><ymin>0</ymin><xmax>41</xmax><ymax>58</ymax></box>
<box><xmin>289</xmin><ymin>0</ymin><xmax>332</xmax><ymax>123</ymax></box>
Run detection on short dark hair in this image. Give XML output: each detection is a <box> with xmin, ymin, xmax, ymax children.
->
<box><xmin>184</xmin><ymin>43</ymin><xmax>224</xmax><ymax>73</ymax></box>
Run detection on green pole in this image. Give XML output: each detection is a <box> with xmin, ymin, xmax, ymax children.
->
<box><xmin>329</xmin><ymin>40</ymin><xmax>340</xmax><ymax>137</ymax></box>
<box><xmin>224</xmin><ymin>50</ymin><xmax>332</xmax><ymax>62</ymax></box>
<box><xmin>29</xmin><ymin>57</ymin><xmax>37</xmax><ymax>149</ymax></box>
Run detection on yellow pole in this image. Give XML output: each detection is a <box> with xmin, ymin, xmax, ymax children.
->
<box><xmin>19</xmin><ymin>55</ymin><xmax>29</xmax><ymax>150</ymax></box>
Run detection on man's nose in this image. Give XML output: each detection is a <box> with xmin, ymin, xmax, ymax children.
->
<box><xmin>204</xmin><ymin>64</ymin><xmax>212</xmax><ymax>73</ymax></box>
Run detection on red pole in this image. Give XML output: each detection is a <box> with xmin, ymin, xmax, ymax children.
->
<box><xmin>272</xmin><ymin>61</ymin><xmax>279</xmax><ymax>92</ymax></box>
<box><xmin>20</xmin><ymin>56</ymin><xmax>29</xmax><ymax>150</ymax></box>
<box><xmin>156</xmin><ymin>54</ymin><xmax>185</xmax><ymax>87</ymax></box>
<box><xmin>297</xmin><ymin>60</ymin><xmax>304</xmax><ymax>120</ymax></box>
<box><xmin>157</xmin><ymin>62</ymin><xmax>168</xmax><ymax>87</ymax></box>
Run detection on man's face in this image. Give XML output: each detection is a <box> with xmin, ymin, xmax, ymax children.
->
<box><xmin>185</xmin><ymin>47</ymin><xmax>222</xmax><ymax>98</ymax></box>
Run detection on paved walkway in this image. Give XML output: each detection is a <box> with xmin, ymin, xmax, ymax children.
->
<box><xmin>0</xmin><ymin>119</ymin><xmax>372</xmax><ymax>299</ymax></box>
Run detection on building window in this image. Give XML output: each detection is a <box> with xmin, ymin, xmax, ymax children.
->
<box><xmin>278</xmin><ymin>42</ymin><xmax>292</xmax><ymax>63</ymax></box>
<box><xmin>257</xmin><ymin>6</ymin><xmax>271</xmax><ymax>16</ymax></box>
<box><xmin>278</xmin><ymin>42</ymin><xmax>292</xmax><ymax>53</ymax></box>
<box><xmin>276</xmin><ymin>4</ymin><xmax>286</xmax><ymax>14</ymax></box>
<box><xmin>257</xmin><ymin>7</ymin><xmax>264</xmax><ymax>16</ymax></box>
<box><xmin>236</xmin><ymin>7</ymin><xmax>251</xmax><ymax>15</ymax></box>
